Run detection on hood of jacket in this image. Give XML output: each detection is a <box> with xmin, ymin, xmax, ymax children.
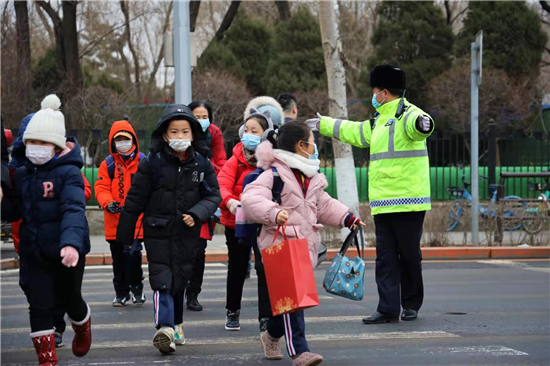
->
<box><xmin>150</xmin><ymin>104</ymin><xmax>208</xmax><ymax>156</ymax></box>
<box><xmin>109</xmin><ymin>120</ymin><xmax>140</xmax><ymax>158</ymax></box>
<box><xmin>10</xmin><ymin>113</ymin><xmax>35</xmax><ymax>169</ymax></box>
<box><xmin>232</xmin><ymin>142</ymin><xmax>255</xmax><ymax>168</ymax></box>
<box><xmin>25</xmin><ymin>136</ymin><xmax>84</xmax><ymax>171</ymax></box>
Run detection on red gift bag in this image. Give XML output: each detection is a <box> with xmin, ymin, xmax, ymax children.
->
<box><xmin>262</xmin><ymin>223</ymin><xmax>320</xmax><ymax>316</ymax></box>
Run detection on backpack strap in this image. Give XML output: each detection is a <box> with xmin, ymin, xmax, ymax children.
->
<box><xmin>106</xmin><ymin>155</ymin><xmax>116</xmax><ymax>180</ymax></box>
<box><xmin>147</xmin><ymin>152</ymin><xmax>162</xmax><ymax>190</ymax></box>
<box><xmin>271</xmin><ymin>167</ymin><xmax>284</xmax><ymax>205</ymax></box>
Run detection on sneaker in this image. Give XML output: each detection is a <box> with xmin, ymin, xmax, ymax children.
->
<box><xmin>174</xmin><ymin>324</ymin><xmax>186</xmax><ymax>345</ymax></box>
<box><xmin>259</xmin><ymin>317</ymin><xmax>269</xmax><ymax>333</ymax></box>
<box><xmin>112</xmin><ymin>293</ymin><xmax>131</xmax><ymax>307</ymax></box>
<box><xmin>153</xmin><ymin>326</ymin><xmax>176</xmax><ymax>354</ymax></box>
<box><xmin>186</xmin><ymin>292</ymin><xmax>203</xmax><ymax>312</ymax></box>
<box><xmin>225</xmin><ymin>310</ymin><xmax>241</xmax><ymax>331</ymax></box>
<box><xmin>292</xmin><ymin>352</ymin><xmax>323</xmax><ymax>366</ymax></box>
<box><xmin>260</xmin><ymin>330</ymin><xmax>283</xmax><ymax>360</ymax></box>
<box><xmin>54</xmin><ymin>332</ymin><xmax>64</xmax><ymax>348</ymax></box>
<box><xmin>132</xmin><ymin>292</ymin><xmax>146</xmax><ymax>307</ymax></box>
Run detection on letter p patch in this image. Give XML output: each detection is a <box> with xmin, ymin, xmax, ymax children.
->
<box><xmin>43</xmin><ymin>182</ymin><xmax>54</xmax><ymax>198</ymax></box>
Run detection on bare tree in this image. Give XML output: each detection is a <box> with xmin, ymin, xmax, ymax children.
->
<box><xmin>215</xmin><ymin>1</ymin><xmax>241</xmax><ymax>41</ymax></box>
<box><xmin>190</xmin><ymin>0</ymin><xmax>201</xmax><ymax>32</ymax></box>
<box><xmin>120</xmin><ymin>0</ymin><xmax>142</xmax><ymax>101</ymax></box>
<box><xmin>318</xmin><ymin>0</ymin><xmax>360</xmax><ymax>218</ymax></box>
<box><xmin>14</xmin><ymin>0</ymin><xmax>31</xmax><ymax>111</ymax></box>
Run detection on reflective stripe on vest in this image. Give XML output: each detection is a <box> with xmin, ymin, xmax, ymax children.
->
<box><xmin>370</xmin><ymin>196</ymin><xmax>431</xmax><ymax>208</ymax></box>
<box><xmin>333</xmin><ymin>119</ymin><xmax>343</xmax><ymax>140</ymax></box>
<box><xmin>369</xmin><ymin>110</ymin><xmax>428</xmax><ymax>162</ymax></box>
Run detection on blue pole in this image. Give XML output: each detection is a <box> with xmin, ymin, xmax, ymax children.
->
<box><xmin>173</xmin><ymin>1</ymin><xmax>192</xmax><ymax>104</ymax></box>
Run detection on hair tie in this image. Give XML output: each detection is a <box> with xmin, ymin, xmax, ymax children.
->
<box><xmin>273</xmin><ymin>130</ymin><xmax>279</xmax><ymax>139</ymax></box>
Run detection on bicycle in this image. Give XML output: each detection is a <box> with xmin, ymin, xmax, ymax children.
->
<box><xmin>445</xmin><ymin>170</ymin><xmax>524</xmax><ymax>232</ymax></box>
<box><xmin>522</xmin><ymin>180</ymin><xmax>550</xmax><ymax>235</ymax></box>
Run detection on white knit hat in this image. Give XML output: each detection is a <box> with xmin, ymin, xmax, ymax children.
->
<box><xmin>24</xmin><ymin>95</ymin><xmax>66</xmax><ymax>149</ymax></box>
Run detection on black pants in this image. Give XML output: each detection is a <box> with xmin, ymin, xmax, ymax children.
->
<box><xmin>108</xmin><ymin>240</ymin><xmax>144</xmax><ymax>297</ymax></box>
<box><xmin>374</xmin><ymin>211</ymin><xmax>425</xmax><ymax>315</ymax></box>
<box><xmin>226</xmin><ymin>228</ymin><xmax>271</xmax><ymax>320</ymax></box>
<box><xmin>188</xmin><ymin>238</ymin><xmax>208</xmax><ymax>295</ymax></box>
<box><xmin>19</xmin><ymin>256</ymin><xmax>88</xmax><ymax>333</ymax></box>
<box><xmin>268</xmin><ymin>311</ymin><xmax>309</xmax><ymax>357</ymax></box>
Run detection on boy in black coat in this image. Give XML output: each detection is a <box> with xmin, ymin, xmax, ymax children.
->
<box><xmin>117</xmin><ymin>104</ymin><xmax>221</xmax><ymax>354</ymax></box>
<box><xmin>1</xmin><ymin>95</ymin><xmax>92</xmax><ymax>365</ymax></box>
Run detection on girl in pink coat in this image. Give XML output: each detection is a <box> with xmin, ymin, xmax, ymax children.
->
<box><xmin>241</xmin><ymin>121</ymin><xmax>365</xmax><ymax>366</ymax></box>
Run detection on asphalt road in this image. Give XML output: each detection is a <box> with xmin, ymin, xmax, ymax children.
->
<box><xmin>1</xmin><ymin>259</ymin><xmax>549</xmax><ymax>366</ymax></box>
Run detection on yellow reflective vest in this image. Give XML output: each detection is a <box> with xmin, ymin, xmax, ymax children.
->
<box><xmin>319</xmin><ymin>98</ymin><xmax>434</xmax><ymax>215</ymax></box>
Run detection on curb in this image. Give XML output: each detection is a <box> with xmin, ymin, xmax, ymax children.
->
<box><xmin>1</xmin><ymin>247</ymin><xmax>548</xmax><ymax>270</ymax></box>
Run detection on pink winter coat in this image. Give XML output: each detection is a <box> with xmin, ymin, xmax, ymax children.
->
<box><xmin>241</xmin><ymin>141</ymin><xmax>351</xmax><ymax>267</ymax></box>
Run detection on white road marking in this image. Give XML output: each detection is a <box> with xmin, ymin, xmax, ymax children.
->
<box><xmin>1</xmin><ymin>296</ymin><xmax>333</xmax><ymax>311</ymax></box>
<box><xmin>0</xmin><ymin>331</ymin><xmax>459</xmax><ymax>352</ymax></box>
<box><xmin>0</xmin><ymin>263</ymin><xmax>226</xmax><ymax>275</ymax></box>
<box><xmin>1</xmin><ymin>275</ymin><xmax>230</xmax><ymax>286</ymax></box>
<box><xmin>477</xmin><ymin>260</ymin><xmax>550</xmax><ymax>273</ymax></box>
<box><xmin>448</xmin><ymin>345</ymin><xmax>529</xmax><ymax>356</ymax></box>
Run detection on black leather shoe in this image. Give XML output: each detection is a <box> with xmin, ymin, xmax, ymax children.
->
<box><xmin>362</xmin><ymin>312</ymin><xmax>399</xmax><ymax>324</ymax></box>
<box><xmin>186</xmin><ymin>293</ymin><xmax>203</xmax><ymax>311</ymax></box>
<box><xmin>401</xmin><ymin>309</ymin><xmax>418</xmax><ymax>321</ymax></box>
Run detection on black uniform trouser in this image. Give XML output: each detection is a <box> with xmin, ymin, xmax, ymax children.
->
<box><xmin>226</xmin><ymin>228</ymin><xmax>272</xmax><ymax>320</ymax></box>
<box><xmin>374</xmin><ymin>211</ymin><xmax>425</xmax><ymax>315</ymax></box>
<box><xmin>188</xmin><ymin>238</ymin><xmax>208</xmax><ymax>295</ymax></box>
<box><xmin>108</xmin><ymin>240</ymin><xmax>144</xmax><ymax>297</ymax></box>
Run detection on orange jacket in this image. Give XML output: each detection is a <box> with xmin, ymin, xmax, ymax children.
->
<box><xmin>94</xmin><ymin>120</ymin><xmax>143</xmax><ymax>240</ymax></box>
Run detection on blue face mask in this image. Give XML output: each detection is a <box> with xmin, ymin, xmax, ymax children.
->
<box><xmin>198</xmin><ymin>119</ymin><xmax>210</xmax><ymax>132</ymax></box>
<box><xmin>301</xmin><ymin>141</ymin><xmax>319</xmax><ymax>160</ymax></box>
<box><xmin>241</xmin><ymin>133</ymin><xmax>261</xmax><ymax>151</ymax></box>
<box><xmin>372</xmin><ymin>91</ymin><xmax>385</xmax><ymax>110</ymax></box>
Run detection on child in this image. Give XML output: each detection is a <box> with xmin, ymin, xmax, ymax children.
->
<box><xmin>186</xmin><ymin>100</ymin><xmax>227</xmax><ymax>312</ymax></box>
<box><xmin>241</xmin><ymin>121</ymin><xmax>364</xmax><ymax>366</ymax></box>
<box><xmin>218</xmin><ymin>108</ymin><xmax>273</xmax><ymax>331</ymax></box>
<box><xmin>116</xmin><ymin>104</ymin><xmax>221</xmax><ymax>354</ymax></box>
<box><xmin>1</xmin><ymin>95</ymin><xmax>92</xmax><ymax>366</ymax></box>
<box><xmin>95</xmin><ymin>120</ymin><xmax>145</xmax><ymax>307</ymax></box>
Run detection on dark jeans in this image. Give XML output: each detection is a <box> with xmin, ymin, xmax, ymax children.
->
<box><xmin>188</xmin><ymin>238</ymin><xmax>208</xmax><ymax>295</ymax></box>
<box><xmin>154</xmin><ymin>290</ymin><xmax>185</xmax><ymax>329</ymax></box>
<box><xmin>108</xmin><ymin>240</ymin><xmax>144</xmax><ymax>297</ymax></box>
<box><xmin>268</xmin><ymin>311</ymin><xmax>309</xmax><ymax>357</ymax></box>
<box><xmin>226</xmin><ymin>228</ymin><xmax>271</xmax><ymax>320</ymax></box>
<box><xmin>19</xmin><ymin>256</ymin><xmax>88</xmax><ymax>332</ymax></box>
<box><xmin>374</xmin><ymin>211</ymin><xmax>425</xmax><ymax>315</ymax></box>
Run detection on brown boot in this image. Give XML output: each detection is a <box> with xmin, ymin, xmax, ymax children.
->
<box><xmin>292</xmin><ymin>352</ymin><xmax>323</xmax><ymax>366</ymax></box>
<box><xmin>69</xmin><ymin>304</ymin><xmax>91</xmax><ymax>357</ymax></box>
<box><xmin>260</xmin><ymin>330</ymin><xmax>283</xmax><ymax>360</ymax></box>
<box><xmin>30</xmin><ymin>330</ymin><xmax>57</xmax><ymax>366</ymax></box>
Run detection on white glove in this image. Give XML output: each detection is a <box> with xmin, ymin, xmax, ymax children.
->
<box><xmin>227</xmin><ymin>199</ymin><xmax>240</xmax><ymax>215</ymax></box>
<box><xmin>60</xmin><ymin>246</ymin><xmax>79</xmax><ymax>268</ymax></box>
<box><xmin>305</xmin><ymin>112</ymin><xmax>322</xmax><ymax>132</ymax></box>
<box><xmin>418</xmin><ymin>115</ymin><xmax>431</xmax><ymax>132</ymax></box>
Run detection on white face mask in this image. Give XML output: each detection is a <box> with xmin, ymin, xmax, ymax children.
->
<box><xmin>26</xmin><ymin>144</ymin><xmax>54</xmax><ymax>165</ymax></box>
<box><xmin>115</xmin><ymin>140</ymin><xmax>133</xmax><ymax>153</ymax></box>
<box><xmin>168</xmin><ymin>138</ymin><xmax>191</xmax><ymax>152</ymax></box>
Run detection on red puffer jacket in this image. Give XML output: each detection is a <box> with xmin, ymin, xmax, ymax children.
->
<box><xmin>208</xmin><ymin>124</ymin><xmax>227</xmax><ymax>175</ymax></box>
<box><xmin>218</xmin><ymin>142</ymin><xmax>257</xmax><ymax>229</ymax></box>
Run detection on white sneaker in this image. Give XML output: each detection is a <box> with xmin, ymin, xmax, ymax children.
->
<box><xmin>153</xmin><ymin>326</ymin><xmax>176</xmax><ymax>354</ymax></box>
<box><xmin>174</xmin><ymin>324</ymin><xmax>186</xmax><ymax>345</ymax></box>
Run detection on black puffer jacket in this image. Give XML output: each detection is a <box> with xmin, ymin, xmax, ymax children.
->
<box><xmin>117</xmin><ymin>105</ymin><xmax>221</xmax><ymax>294</ymax></box>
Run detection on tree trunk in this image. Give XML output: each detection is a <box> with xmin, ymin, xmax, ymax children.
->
<box><xmin>215</xmin><ymin>1</ymin><xmax>241</xmax><ymax>41</ymax></box>
<box><xmin>275</xmin><ymin>1</ymin><xmax>291</xmax><ymax>21</ymax></box>
<box><xmin>14</xmin><ymin>0</ymin><xmax>31</xmax><ymax>112</ymax></box>
<box><xmin>318</xmin><ymin>1</ymin><xmax>360</xmax><ymax>220</ymax></box>
<box><xmin>190</xmin><ymin>0</ymin><xmax>201</xmax><ymax>32</ymax></box>
<box><xmin>62</xmin><ymin>1</ymin><xmax>82</xmax><ymax>95</ymax></box>
<box><xmin>36</xmin><ymin>1</ymin><xmax>65</xmax><ymax>72</ymax></box>
<box><xmin>120</xmin><ymin>0</ymin><xmax>142</xmax><ymax>102</ymax></box>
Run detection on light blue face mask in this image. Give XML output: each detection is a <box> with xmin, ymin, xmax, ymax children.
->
<box><xmin>301</xmin><ymin>141</ymin><xmax>319</xmax><ymax>160</ymax></box>
<box><xmin>241</xmin><ymin>133</ymin><xmax>261</xmax><ymax>151</ymax></box>
<box><xmin>372</xmin><ymin>91</ymin><xmax>386</xmax><ymax>110</ymax></box>
<box><xmin>198</xmin><ymin>119</ymin><xmax>210</xmax><ymax>132</ymax></box>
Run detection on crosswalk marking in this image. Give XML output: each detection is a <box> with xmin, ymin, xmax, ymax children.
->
<box><xmin>0</xmin><ymin>331</ymin><xmax>460</xmax><ymax>352</ymax></box>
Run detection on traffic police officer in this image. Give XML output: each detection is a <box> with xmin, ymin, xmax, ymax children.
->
<box><xmin>307</xmin><ymin>64</ymin><xmax>434</xmax><ymax>324</ymax></box>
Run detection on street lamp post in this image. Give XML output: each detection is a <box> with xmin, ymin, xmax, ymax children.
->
<box><xmin>173</xmin><ymin>0</ymin><xmax>192</xmax><ymax>104</ymax></box>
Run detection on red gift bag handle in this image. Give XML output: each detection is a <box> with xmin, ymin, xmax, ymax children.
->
<box><xmin>271</xmin><ymin>221</ymin><xmax>299</xmax><ymax>246</ymax></box>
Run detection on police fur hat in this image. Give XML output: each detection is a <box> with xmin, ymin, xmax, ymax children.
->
<box><xmin>370</xmin><ymin>64</ymin><xmax>406</xmax><ymax>90</ymax></box>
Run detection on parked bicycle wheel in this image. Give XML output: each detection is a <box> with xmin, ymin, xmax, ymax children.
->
<box><xmin>445</xmin><ymin>200</ymin><xmax>463</xmax><ymax>232</ymax></box>
<box><xmin>500</xmin><ymin>196</ymin><xmax>526</xmax><ymax>231</ymax></box>
<box><xmin>522</xmin><ymin>209</ymin><xmax>544</xmax><ymax>235</ymax></box>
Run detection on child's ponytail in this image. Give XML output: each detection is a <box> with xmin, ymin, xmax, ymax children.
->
<box><xmin>268</xmin><ymin>121</ymin><xmax>311</xmax><ymax>154</ymax></box>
